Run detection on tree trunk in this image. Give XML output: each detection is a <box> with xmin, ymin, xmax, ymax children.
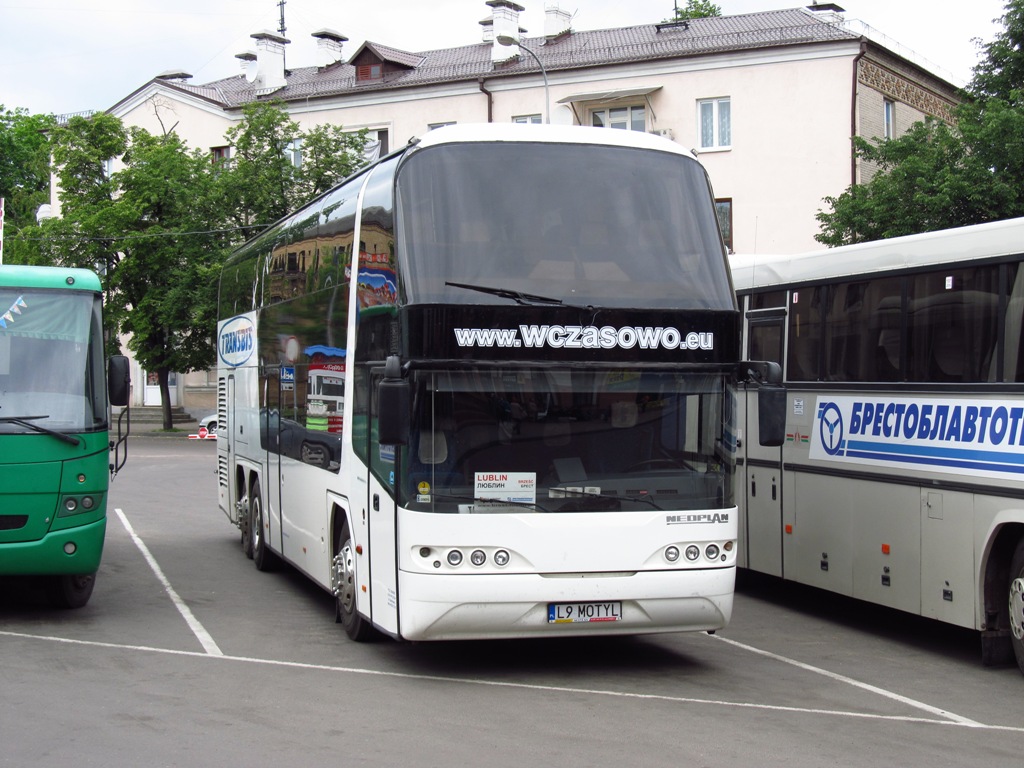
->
<box><xmin>158</xmin><ymin>367</ymin><xmax>173</xmax><ymax>430</ymax></box>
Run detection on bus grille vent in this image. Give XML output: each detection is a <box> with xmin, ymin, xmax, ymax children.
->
<box><xmin>218</xmin><ymin>455</ymin><xmax>229</xmax><ymax>489</ymax></box>
<box><xmin>0</xmin><ymin>515</ymin><xmax>28</xmax><ymax>531</ymax></box>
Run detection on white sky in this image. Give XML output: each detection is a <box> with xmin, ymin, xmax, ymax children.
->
<box><xmin>0</xmin><ymin>0</ymin><xmax>1009</xmax><ymax>116</ymax></box>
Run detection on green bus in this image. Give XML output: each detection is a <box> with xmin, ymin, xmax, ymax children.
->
<box><xmin>0</xmin><ymin>264</ymin><xmax>129</xmax><ymax>608</ymax></box>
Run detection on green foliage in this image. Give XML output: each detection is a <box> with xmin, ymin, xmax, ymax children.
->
<box><xmin>816</xmin><ymin>0</ymin><xmax>1024</xmax><ymax>245</ymax></box>
<box><xmin>221</xmin><ymin>100</ymin><xmax>301</xmax><ymax>232</ymax></box>
<box><xmin>0</xmin><ymin>106</ymin><xmax>55</xmax><ymax>263</ymax></box>
<box><xmin>664</xmin><ymin>0</ymin><xmax>722</xmax><ymax>23</ymax></box>
<box><xmin>295</xmin><ymin>124</ymin><xmax>370</xmax><ymax>204</ymax></box>
<box><xmin>969</xmin><ymin>1</ymin><xmax>1024</xmax><ymax>101</ymax></box>
<box><xmin>4</xmin><ymin>99</ymin><xmax>369</xmax><ymax>425</ymax></box>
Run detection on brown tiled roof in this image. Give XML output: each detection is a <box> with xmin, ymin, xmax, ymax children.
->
<box><xmin>164</xmin><ymin>8</ymin><xmax>859</xmax><ymax>108</ymax></box>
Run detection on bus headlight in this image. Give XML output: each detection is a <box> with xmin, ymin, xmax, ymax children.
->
<box><xmin>665</xmin><ymin>546</ymin><xmax>680</xmax><ymax>563</ymax></box>
<box><xmin>685</xmin><ymin>545</ymin><xmax>700</xmax><ymax>561</ymax></box>
<box><xmin>447</xmin><ymin>550</ymin><xmax>463</xmax><ymax>567</ymax></box>
<box><xmin>705</xmin><ymin>544</ymin><xmax>720</xmax><ymax>560</ymax></box>
<box><xmin>64</xmin><ymin>498</ymin><xmax>78</xmax><ymax>513</ymax></box>
<box><xmin>493</xmin><ymin>549</ymin><xmax>510</xmax><ymax>567</ymax></box>
<box><xmin>470</xmin><ymin>550</ymin><xmax>487</xmax><ymax>566</ymax></box>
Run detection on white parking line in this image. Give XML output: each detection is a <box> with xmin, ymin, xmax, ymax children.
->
<box><xmin>708</xmin><ymin>633</ymin><xmax>981</xmax><ymax>726</ymax></box>
<box><xmin>1</xmin><ymin>630</ymin><xmax>1022</xmax><ymax>733</ymax></box>
<box><xmin>113</xmin><ymin>508</ymin><xmax>223</xmax><ymax>657</ymax></box>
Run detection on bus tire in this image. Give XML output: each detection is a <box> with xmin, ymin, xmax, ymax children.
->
<box><xmin>239</xmin><ymin>485</ymin><xmax>254</xmax><ymax>560</ymax></box>
<box><xmin>335</xmin><ymin>520</ymin><xmax>372</xmax><ymax>642</ymax></box>
<box><xmin>250</xmin><ymin>478</ymin><xmax>277</xmax><ymax>572</ymax></box>
<box><xmin>1010</xmin><ymin>537</ymin><xmax>1024</xmax><ymax>675</ymax></box>
<box><xmin>49</xmin><ymin>572</ymin><xmax>96</xmax><ymax>609</ymax></box>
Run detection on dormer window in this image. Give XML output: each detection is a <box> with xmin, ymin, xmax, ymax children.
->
<box><xmin>357</xmin><ymin>63</ymin><xmax>382</xmax><ymax>81</ymax></box>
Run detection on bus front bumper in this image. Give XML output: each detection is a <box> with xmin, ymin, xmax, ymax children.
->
<box><xmin>0</xmin><ymin>517</ymin><xmax>106</xmax><ymax>576</ymax></box>
<box><xmin>396</xmin><ymin>566</ymin><xmax>735</xmax><ymax>641</ymax></box>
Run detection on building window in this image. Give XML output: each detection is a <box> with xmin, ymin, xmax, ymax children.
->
<box><xmin>211</xmin><ymin>146</ymin><xmax>230</xmax><ymax>165</ymax></box>
<box><xmin>591</xmin><ymin>105</ymin><xmax>646</xmax><ymax>131</ymax></box>
<box><xmin>285</xmin><ymin>138</ymin><xmax>302</xmax><ymax>168</ymax></box>
<box><xmin>513</xmin><ymin>114</ymin><xmax>542</xmax><ymax>124</ymax></box>
<box><xmin>715</xmin><ymin>199</ymin><xmax>733</xmax><ymax>252</ymax></box>
<box><xmin>357</xmin><ymin>63</ymin><xmax>382</xmax><ymax>81</ymax></box>
<box><xmin>698</xmin><ymin>97</ymin><xmax>731</xmax><ymax>150</ymax></box>
<box><xmin>428</xmin><ymin>122</ymin><xmax>456</xmax><ymax>131</ymax></box>
<box><xmin>883</xmin><ymin>98</ymin><xmax>895</xmax><ymax>140</ymax></box>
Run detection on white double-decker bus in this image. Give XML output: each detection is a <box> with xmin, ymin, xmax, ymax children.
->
<box><xmin>732</xmin><ymin>217</ymin><xmax>1024</xmax><ymax>674</ymax></box>
<box><xmin>216</xmin><ymin>123</ymin><xmax>782</xmax><ymax>642</ymax></box>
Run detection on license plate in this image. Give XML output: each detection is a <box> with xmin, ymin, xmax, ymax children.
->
<box><xmin>547</xmin><ymin>601</ymin><xmax>622</xmax><ymax>624</ymax></box>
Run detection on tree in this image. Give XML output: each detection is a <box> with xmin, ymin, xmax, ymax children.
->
<box><xmin>110</xmin><ymin>127</ymin><xmax>228</xmax><ymax>428</ymax></box>
<box><xmin>294</xmin><ymin>123</ymin><xmax>370</xmax><ymax>203</ymax></box>
<box><xmin>664</xmin><ymin>0</ymin><xmax>722</xmax><ymax>23</ymax></box>
<box><xmin>816</xmin><ymin>0</ymin><xmax>1024</xmax><ymax>245</ymax></box>
<box><xmin>0</xmin><ymin>107</ymin><xmax>55</xmax><ymax>263</ymax></box>
<box><xmin>221</xmin><ymin>100</ymin><xmax>301</xmax><ymax>234</ymax></box>
<box><xmin>38</xmin><ymin>113</ymin><xmax>230</xmax><ymax>428</ymax></box>
<box><xmin>13</xmin><ymin>100</ymin><xmax>368</xmax><ymax>428</ymax></box>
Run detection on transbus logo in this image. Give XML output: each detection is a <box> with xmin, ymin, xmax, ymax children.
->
<box><xmin>454</xmin><ymin>325</ymin><xmax>714</xmax><ymax>351</ymax></box>
<box><xmin>218</xmin><ymin>315</ymin><xmax>256</xmax><ymax>368</ymax></box>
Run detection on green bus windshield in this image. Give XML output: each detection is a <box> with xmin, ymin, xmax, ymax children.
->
<box><xmin>0</xmin><ymin>289</ymin><xmax>107</xmax><ymax>433</ymax></box>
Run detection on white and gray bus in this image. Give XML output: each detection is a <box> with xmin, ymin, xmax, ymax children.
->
<box><xmin>216</xmin><ymin>123</ymin><xmax>782</xmax><ymax>642</ymax></box>
<box><xmin>732</xmin><ymin>217</ymin><xmax>1024</xmax><ymax>674</ymax></box>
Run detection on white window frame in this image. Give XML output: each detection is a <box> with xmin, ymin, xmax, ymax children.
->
<box><xmin>590</xmin><ymin>104</ymin><xmax>646</xmax><ymax>132</ymax></box>
<box><xmin>698</xmin><ymin>97</ymin><xmax>731</xmax><ymax>151</ymax></box>
<box><xmin>883</xmin><ymin>98</ymin><xmax>895</xmax><ymax>140</ymax></box>
<box><xmin>513</xmin><ymin>114</ymin><xmax>542</xmax><ymax>125</ymax></box>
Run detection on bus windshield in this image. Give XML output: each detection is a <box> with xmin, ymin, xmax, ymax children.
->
<box><xmin>396</xmin><ymin>142</ymin><xmax>734</xmax><ymax>310</ymax></box>
<box><xmin>400</xmin><ymin>368</ymin><xmax>735</xmax><ymax>513</ymax></box>
<box><xmin>0</xmin><ymin>289</ymin><xmax>106</xmax><ymax>433</ymax></box>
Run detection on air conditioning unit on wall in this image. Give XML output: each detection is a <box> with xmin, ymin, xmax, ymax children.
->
<box><xmin>649</xmin><ymin>128</ymin><xmax>674</xmax><ymax>141</ymax></box>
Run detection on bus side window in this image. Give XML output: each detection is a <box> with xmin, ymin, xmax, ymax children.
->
<box><xmin>787</xmin><ymin>287</ymin><xmax>823</xmax><ymax>381</ymax></box>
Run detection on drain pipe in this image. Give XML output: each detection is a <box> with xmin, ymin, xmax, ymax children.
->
<box><xmin>479</xmin><ymin>78</ymin><xmax>493</xmax><ymax>123</ymax></box>
<box><xmin>850</xmin><ymin>41</ymin><xmax>867</xmax><ymax>186</ymax></box>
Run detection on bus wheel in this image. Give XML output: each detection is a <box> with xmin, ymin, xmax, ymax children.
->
<box><xmin>334</xmin><ymin>521</ymin><xmax>372</xmax><ymax>641</ymax></box>
<box><xmin>239</xmin><ymin>487</ymin><xmax>254</xmax><ymax>560</ymax></box>
<box><xmin>1010</xmin><ymin>538</ymin><xmax>1024</xmax><ymax>675</ymax></box>
<box><xmin>250</xmin><ymin>479</ymin><xmax>277</xmax><ymax>572</ymax></box>
<box><xmin>49</xmin><ymin>572</ymin><xmax>96</xmax><ymax>609</ymax></box>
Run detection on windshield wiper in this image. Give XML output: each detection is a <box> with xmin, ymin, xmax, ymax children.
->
<box><xmin>0</xmin><ymin>415</ymin><xmax>82</xmax><ymax>446</ymax></box>
<box><xmin>432</xmin><ymin>492</ymin><xmax>553</xmax><ymax>513</ymax></box>
<box><xmin>445</xmin><ymin>281</ymin><xmax>564</xmax><ymax>306</ymax></box>
<box><xmin>555</xmin><ymin>487</ymin><xmax>665</xmax><ymax>512</ymax></box>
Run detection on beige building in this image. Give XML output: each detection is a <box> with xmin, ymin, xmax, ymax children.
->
<box><xmin>85</xmin><ymin>1</ymin><xmax>961</xmax><ymax>414</ymax></box>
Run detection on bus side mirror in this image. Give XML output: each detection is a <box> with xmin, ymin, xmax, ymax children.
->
<box><xmin>377</xmin><ymin>355</ymin><xmax>410</xmax><ymax>446</ymax></box>
<box><xmin>739</xmin><ymin>360</ymin><xmax>785</xmax><ymax>447</ymax></box>
<box><xmin>757</xmin><ymin>386</ymin><xmax>786</xmax><ymax>447</ymax></box>
<box><xmin>108</xmin><ymin>355</ymin><xmax>131</xmax><ymax>408</ymax></box>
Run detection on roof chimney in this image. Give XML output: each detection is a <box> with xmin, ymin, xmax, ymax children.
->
<box><xmin>544</xmin><ymin>3</ymin><xmax>572</xmax><ymax>39</ymax></box>
<box><xmin>480</xmin><ymin>16</ymin><xmax>494</xmax><ymax>43</ymax></box>
<box><xmin>251</xmin><ymin>30</ymin><xmax>289</xmax><ymax>95</ymax></box>
<box><xmin>312</xmin><ymin>28</ymin><xmax>347</xmax><ymax>69</ymax></box>
<box><xmin>487</xmin><ymin>0</ymin><xmax>525</xmax><ymax>63</ymax></box>
<box><xmin>235</xmin><ymin>50</ymin><xmax>257</xmax><ymax>80</ymax></box>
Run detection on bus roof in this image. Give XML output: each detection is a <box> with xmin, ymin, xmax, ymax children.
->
<box><xmin>413</xmin><ymin>122</ymin><xmax>698</xmax><ymax>160</ymax></box>
<box><xmin>0</xmin><ymin>264</ymin><xmax>101</xmax><ymax>293</ymax></box>
<box><xmin>730</xmin><ymin>216</ymin><xmax>1024</xmax><ymax>292</ymax></box>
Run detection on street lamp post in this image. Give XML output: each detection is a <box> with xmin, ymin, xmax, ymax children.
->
<box><xmin>496</xmin><ymin>35</ymin><xmax>550</xmax><ymax>124</ymax></box>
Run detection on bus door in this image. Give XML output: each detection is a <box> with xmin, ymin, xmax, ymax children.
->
<box><xmin>743</xmin><ymin>308</ymin><xmax>785</xmax><ymax>577</ymax></box>
<box><xmin>366</xmin><ymin>367</ymin><xmax>400</xmax><ymax>637</ymax></box>
<box><xmin>219</xmin><ymin>374</ymin><xmax>236</xmax><ymax>524</ymax></box>
<box><xmin>262</xmin><ymin>365</ymin><xmax>285</xmax><ymax>555</ymax></box>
